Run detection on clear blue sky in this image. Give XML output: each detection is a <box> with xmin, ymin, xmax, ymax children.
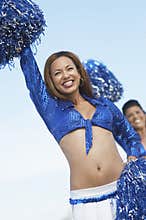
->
<box><xmin>0</xmin><ymin>1</ymin><xmax>146</xmax><ymax>219</ymax></box>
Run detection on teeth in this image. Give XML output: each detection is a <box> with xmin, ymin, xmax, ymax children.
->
<box><xmin>63</xmin><ymin>80</ymin><xmax>73</xmax><ymax>87</ymax></box>
<box><xmin>134</xmin><ymin>119</ymin><xmax>140</xmax><ymax>123</ymax></box>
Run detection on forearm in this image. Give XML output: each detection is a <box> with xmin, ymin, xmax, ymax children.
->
<box><xmin>20</xmin><ymin>47</ymin><xmax>56</xmax><ymax>117</ymax></box>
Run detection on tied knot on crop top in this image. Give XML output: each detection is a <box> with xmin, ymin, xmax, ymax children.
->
<box><xmin>20</xmin><ymin>47</ymin><xmax>146</xmax><ymax>157</ymax></box>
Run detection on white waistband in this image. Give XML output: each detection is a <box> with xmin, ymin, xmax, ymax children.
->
<box><xmin>70</xmin><ymin>181</ymin><xmax>117</xmax><ymax>199</ymax></box>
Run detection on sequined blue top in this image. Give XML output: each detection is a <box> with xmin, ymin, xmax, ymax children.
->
<box><xmin>20</xmin><ymin>47</ymin><xmax>146</xmax><ymax>157</ymax></box>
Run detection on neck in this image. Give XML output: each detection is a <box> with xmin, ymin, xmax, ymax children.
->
<box><xmin>70</xmin><ymin>93</ymin><xmax>84</xmax><ymax>105</ymax></box>
<box><xmin>138</xmin><ymin>128</ymin><xmax>146</xmax><ymax>139</ymax></box>
<box><xmin>136</xmin><ymin>127</ymin><xmax>146</xmax><ymax>148</ymax></box>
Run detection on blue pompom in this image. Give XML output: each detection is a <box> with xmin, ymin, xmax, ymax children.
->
<box><xmin>116</xmin><ymin>158</ymin><xmax>146</xmax><ymax>219</ymax></box>
<box><xmin>0</xmin><ymin>0</ymin><xmax>46</xmax><ymax>69</ymax></box>
<box><xmin>82</xmin><ymin>59</ymin><xmax>124</xmax><ymax>102</ymax></box>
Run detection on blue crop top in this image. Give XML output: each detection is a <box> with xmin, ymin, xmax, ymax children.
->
<box><xmin>20</xmin><ymin>47</ymin><xmax>146</xmax><ymax>157</ymax></box>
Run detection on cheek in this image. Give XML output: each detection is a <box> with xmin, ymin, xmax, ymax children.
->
<box><xmin>142</xmin><ymin>115</ymin><xmax>146</xmax><ymax>123</ymax></box>
<box><xmin>76</xmin><ymin>74</ymin><xmax>81</xmax><ymax>83</ymax></box>
<box><xmin>51</xmin><ymin>76</ymin><xmax>60</xmax><ymax>87</ymax></box>
<box><xmin>76</xmin><ymin>77</ymin><xmax>81</xmax><ymax>87</ymax></box>
<box><xmin>127</xmin><ymin>117</ymin><xmax>133</xmax><ymax>124</ymax></box>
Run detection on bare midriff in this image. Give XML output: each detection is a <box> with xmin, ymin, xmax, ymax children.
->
<box><xmin>60</xmin><ymin>126</ymin><xmax>125</xmax><ymax>190</ymax></box>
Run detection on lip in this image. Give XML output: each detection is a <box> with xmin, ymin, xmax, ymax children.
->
<box><xmin>134</xmin><ymin>119</ymin><xmax>141</xmax><ymax>124</ymax></box>
<box><xmin>62</xmin><ymin>80</ymin><xmax>74</xmax><ymax>87</ymax></box>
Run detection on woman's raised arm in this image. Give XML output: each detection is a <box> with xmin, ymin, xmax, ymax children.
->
<box><xmin>20</xmin><ymin>47</ymin><xmax>56</xmax><ymax>120</ymax></box>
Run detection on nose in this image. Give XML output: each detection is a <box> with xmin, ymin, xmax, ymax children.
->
<box><xmin>62</xmin><ymin>70</ymin><xmax>70</xmax><ymax>79</ymax></box>
<box><xmin>133</xmin><ymin>112</ymin><xmax>138</xmax><ymax>118</ymax></box>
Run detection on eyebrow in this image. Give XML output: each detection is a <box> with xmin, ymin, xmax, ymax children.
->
<box><xmin>54</xmin><ymin>64</ymin><xmax>74</xmax><ymax>71</ymax></box>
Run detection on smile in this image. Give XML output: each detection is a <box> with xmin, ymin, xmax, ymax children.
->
<box><xmin>62</xmin><ymin>80</ymin><xmax>74</xmax><ymax>88</ymax></box>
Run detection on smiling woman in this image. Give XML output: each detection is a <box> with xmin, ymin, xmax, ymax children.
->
<box><xmin>44</xmin><ymin>51</ymin><xmax>93</xmax><ymax>100</ymax></box>
<box><xmin>20</xmin><ymin>47</ymin><xmax>146</xmax><ymax>220</ymax></box>
<box><xmin>122</xmin><ymin>99</ymin><xmax>146</xmax><ymax>151</ymax></box>
<box><xmin>47</xmin><ymin>56</ymin><xmax>82</xmax><ymax>99</ymax></box>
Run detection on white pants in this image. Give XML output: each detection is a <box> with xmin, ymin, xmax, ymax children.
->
<box><xmin>70</xmin><ymin>181</ymin><xmax>117</xmax><ymax>220</ymax></box>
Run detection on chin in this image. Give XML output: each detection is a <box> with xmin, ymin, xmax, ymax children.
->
<box><xmin>60</xmin><ymin>87</ymin><xmax>78</xmax><ymax>95</ymax></box>
<box><xmin>134</xmin><ymin>125</ymin><xmax>143</xmax><ymax>130</ymax></box>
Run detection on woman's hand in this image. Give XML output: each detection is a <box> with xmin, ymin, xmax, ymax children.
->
<box><xmin>127</xmin><ymin>156</ymin><xmax>137</xmax><ymax>162</ymax></box>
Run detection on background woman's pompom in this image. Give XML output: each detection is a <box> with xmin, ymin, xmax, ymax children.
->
<box><xmin>0</xmin><ymin>0</ymin><xmax>46</xmax><ymax>69</ymax></box>
<box><xmin>82</xmin><ymin>59</ymin><xmax>124</xmax><ymax>102</ymax></box>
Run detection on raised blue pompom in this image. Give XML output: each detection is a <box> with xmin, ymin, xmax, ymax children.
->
<box><xmin>0</xmin><ymin>0</ymin><xmax>46</xmax><ymax>69</ymax></box>
<box><xmin>82</xmin><ymin>59</ymin><xmax>124</xmax><ymax>102</ymax></box>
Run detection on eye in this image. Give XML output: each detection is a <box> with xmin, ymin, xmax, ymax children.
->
<box><xmin>136</xmin><ymin>110</ymin><xmax>141</xmax><ymax>114</ymax></box>
<box><xmin>126</xmin><ymin>113</ymin><xmax>133</xmax><ymax>119</ymax></box>
<box><xmin>67</xmin><ymin>67</ymin><xmax>73</xmax><ymax>71</ymax></box>
<box><xmin>54</xmin><ymin>71</ymin><xmax>61</xmax><ymax>76</ymax></box>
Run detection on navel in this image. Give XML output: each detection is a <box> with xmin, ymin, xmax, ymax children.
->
<box><xmin>97</xmin><ymin>165</ymin><xmax>101</xmax><ymax>171</ymax></box>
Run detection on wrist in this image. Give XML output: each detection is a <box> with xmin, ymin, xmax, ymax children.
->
<box><xmin>127</xmin><ymin>156</ymin><xmax>137</xmax><ymax>162</ymax></box>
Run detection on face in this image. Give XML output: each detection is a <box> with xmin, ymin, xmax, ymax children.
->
<box><xmin>125</xmin><ymin>106</ymin><xmax>146</xmax><ymax>131</ymax></box>
<box><xmin>50</xmin><ymin>56</ymin><xmax>81</xmax><ymax>98</ymax></box>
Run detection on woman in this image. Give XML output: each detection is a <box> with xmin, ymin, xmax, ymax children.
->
<box><xmin>122</xmin><ymin>99</ymin><xmax>146</xmax><ymax>150</ymax></box>
<box><xmin>20</xmin><ymin>47</ymin><xmax>146</xmax><ymax>220</ymax></box>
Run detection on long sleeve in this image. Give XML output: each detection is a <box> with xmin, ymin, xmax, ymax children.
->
<box><xmin>104</xmin><ymin>98</ymin><xmax>146</xmax><ymax>158</ymax></box>
<box><xmin>20</xmin><ymin>47</ymin><xmax>56</xmax><ymax>123</ymax></box>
